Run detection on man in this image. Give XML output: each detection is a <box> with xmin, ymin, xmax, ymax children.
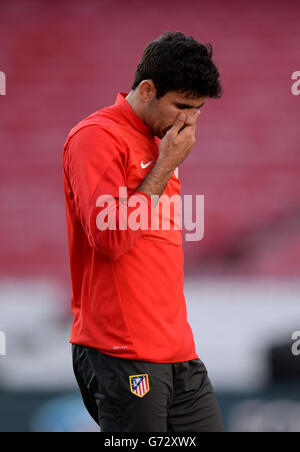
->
<box><xmin>63</xmin><ymin>31</ymin><xmax>223</xmax><ymax>432</ymax></box>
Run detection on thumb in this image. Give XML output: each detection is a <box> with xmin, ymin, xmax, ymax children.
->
<box><xmin>170</xmin><ymin>113</ymin><xmax>186</xmax><ymax>134</ymax></box>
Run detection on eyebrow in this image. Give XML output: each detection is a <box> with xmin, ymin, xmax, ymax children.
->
<box><xmin>175</xmin><ymin>102</ymin><xmax>205</xmax><ymax>109</ymax></box>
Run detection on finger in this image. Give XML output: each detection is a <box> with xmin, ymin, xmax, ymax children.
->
<box><xmin>169</xmin><ymin>113</ymin><xmax>186</xmax><ymax>134</ymax></box>
<box><xmin>178</xmin><ymin>120</ymin><xmax>197</xmax><ymax>138</ymax></box>
<box><xmin>180</xmin><ymin>115</ymin><xmax>198</xmax><ymax>133</ymax></box>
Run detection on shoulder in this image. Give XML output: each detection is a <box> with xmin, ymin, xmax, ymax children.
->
<box><xmin>63</xmin><ymin>105</ymin><xmax>130</xmax><ymax>168</ymax></box>
<box><xmin>64</xmin><ymin>116</ymin><xmax>127</xmax><ymax>160</ymax></box>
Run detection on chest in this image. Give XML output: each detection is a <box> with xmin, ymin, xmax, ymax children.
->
<box><xmin>120</xmin><ymin>128</ymin><xmax>180</xmax><ymax>196</ymax></box>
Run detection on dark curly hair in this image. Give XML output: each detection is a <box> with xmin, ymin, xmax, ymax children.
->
<box><xmin>132</xmin><ymin>31</ymin><xmax>222</xmax><ymax>99</ymax></box>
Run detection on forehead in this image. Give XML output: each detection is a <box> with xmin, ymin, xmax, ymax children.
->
<box><xmin>162</xmin><ymin>90</ymin><xmax>205</xmax><ymax>106</ymax></box>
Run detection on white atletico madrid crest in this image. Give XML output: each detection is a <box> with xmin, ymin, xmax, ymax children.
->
<box><xmin>129</xmin><ymin>374</ymin><xmax>150</xmax><ymax>398</ymax></box>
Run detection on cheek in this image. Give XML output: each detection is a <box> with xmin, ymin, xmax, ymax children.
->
<box><xmin>168</xmin><ymin>106</ymin><xmax>180</xmax><ymax>123</ymax></box>
<box><xmin>161</xmin><ymin>108</ymin><xmax>176</xmax><ymax>125</ymax></box>
<box><xmin>154</xmin><ymin>104</ymin><xmax>178</xmax><ymax>133</ymax></box>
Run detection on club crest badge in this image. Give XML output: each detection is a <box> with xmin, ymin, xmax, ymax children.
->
<box><xmin>129</xmin><ymin>374</ymin><xmax>150</xmax><ymax>398</ymax></box>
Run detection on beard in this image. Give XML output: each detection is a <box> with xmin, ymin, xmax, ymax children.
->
<box><xmin>161</xmin><ymin>125</ymin><xmax>172</xmax><ymax>137</ymax></box>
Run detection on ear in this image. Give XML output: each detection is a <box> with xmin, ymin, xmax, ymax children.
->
<box><xmin>138</xmin><ymin>80</ymin><xmax>156</xmax><ymax>103</ymax></box>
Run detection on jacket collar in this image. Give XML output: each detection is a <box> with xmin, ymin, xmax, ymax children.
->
<box><xmin>114</xmin><ymin>92</ymin><xmax>153</xmax><ymax>138</ymax></box>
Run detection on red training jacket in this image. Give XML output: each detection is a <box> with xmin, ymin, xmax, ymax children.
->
<box><xmin>62</xmin><ymin>92</ymin><xmax>198</xmax><ymax>363</ymax></box>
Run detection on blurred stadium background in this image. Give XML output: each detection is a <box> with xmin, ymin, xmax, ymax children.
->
<box><xmin>0</xmin><ymin>0</ymin><xmax>300</xmax><ymax>432</ymax></box>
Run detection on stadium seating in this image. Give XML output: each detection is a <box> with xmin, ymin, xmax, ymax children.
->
<box><xmin>0</xmin><ymin>0</ymin><xmax>299</xmax><ymax>281</ymax></box>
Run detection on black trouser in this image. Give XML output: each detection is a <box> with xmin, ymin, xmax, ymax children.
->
<box><xmin>72</xmin><ymin>344</ymin><xmax>224</xmax><ymax>432</ymax></box>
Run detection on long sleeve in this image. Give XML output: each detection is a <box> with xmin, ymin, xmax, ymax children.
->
<box><xmin>64</xmin><ymin>125</ymin><xmax>152</xmax><ymax>261</ymax></box>
<box><xmin>63</xmin><ymin>93</ymin><xmax>197</xmax><ymax>363</ymax></box>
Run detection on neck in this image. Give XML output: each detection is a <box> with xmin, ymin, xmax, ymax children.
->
<box><xmin>126</xmin><ymin>91</ymin><xmax>146</xmax><ymax>123</ymax></box>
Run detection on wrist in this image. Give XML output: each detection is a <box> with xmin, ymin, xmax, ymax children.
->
<box><xmin>153</xmin><ymin>157</ymin><xmax>175</xmax><ymax>180</ymax></box>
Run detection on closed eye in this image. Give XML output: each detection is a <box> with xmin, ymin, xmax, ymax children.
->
<box><xmin>176</xmin><ymin>104</ymin><xmax>193</xmax><ymax>110</ymax></box>
<box><xmin>176</xmin><ymin>102</ymin><xmax>205</xmax><ymax>110</ymax></box>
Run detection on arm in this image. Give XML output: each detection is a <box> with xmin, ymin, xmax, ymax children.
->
<box><xmin>64</xmin><ymin>111</ymin><xmax>199</xmax><ymax>261</ymax></box>
<box><xmin>136</xmin><ymin>111</ymin><xmax>200</xmax><ymax>205</ymax></box>
<box><xmin>64</xmin><ymin>125</ymin><xmax>152</xmax><ymax>261</ymax></box>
